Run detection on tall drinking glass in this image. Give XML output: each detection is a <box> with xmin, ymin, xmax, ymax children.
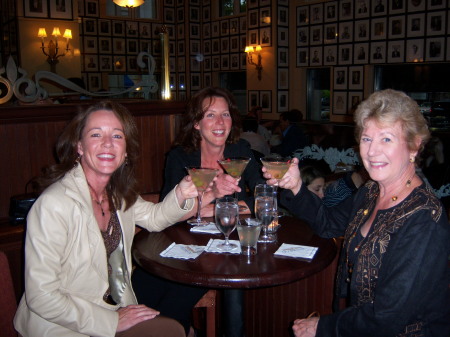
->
<box><xmin>255</xmin><ymin>192</ymin><xmax>275</xmax><ymax>243</ymax></box>
<box><xmin>214</xmin><ymin>197</ymin><xmax>239</xmax><ymax>251</ymax></box>
<box><xmin>218</xmin><ymin>157</ymin><xmax>251</xmax><ymax>212</ymax></box>
<box><xmin>186</xmin><ymin>167</ymin><xmax>218</xmax><ymax>226</ymax></box>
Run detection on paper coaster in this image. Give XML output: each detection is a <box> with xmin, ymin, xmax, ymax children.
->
<box><xmin>274</xmin><ymin>243</ymin><xmax>318</xmax><ymax>260</ymax></box>
<box><xmin>205</xmin><ymin>238</ymin><xmax>241</xmax><ymax>254</ymax></box>
<box><xmin>160</xmin><ymin>242</ymin><xmax>206</xmax><ymax>259</ymax></box>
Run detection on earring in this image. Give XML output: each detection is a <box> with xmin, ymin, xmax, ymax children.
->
<box><xmin>410</xmin><ymin>156</ymin><xmax>415</xmax><ymax>163</ymax></box>
<box><xmin>75</xmin><ymin>154</ymin><xmax>81</xmax><ymax>166</ymax></box>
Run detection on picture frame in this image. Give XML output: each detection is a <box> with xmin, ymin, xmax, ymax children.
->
<box><xmin>220</xmin><ymin>20</ymin><xmax>229</xmax><ymax>35</ymax></box>
<box><xmin>370</xmin><ymin>41</ymin><xmax>386</xmax><ymax>63</ymax></box>
<box><xmin>220</xmin><ymin>37</ymin><xmax>229</xmax><ymax>53</ymax></box>
<box><xmin>387</xmin><ymin>40</ymin><xmax>405</xmax><ymax>63</ymax></box>
<box><xmin>23</xmin><ymin>0</ymin><xmax>48</xmax><ymax>18</ymax></box>
<box><xmin>177</xmin><ymin>40</ymin><xmax>185</xmax><ymax>55</ymax></box>
<box><xmin>191</xmin><ymin>24</ymin><xmax>200</xmax><ymax>38</ymax></box>
<box><xmin>241</xmin><ymin>36</ymin><xmax>247</xmax><ymax>50</ymax></box>
<box><xmin>211</xmin><ymin>22</ymin><xmax>220</xmax><ymax>37</ymax></box>
<box><xmin>178</xmin><ymin>57</ymin><xmax>186</xmax><ymax>72</ymax></box>
<box><xmin>230</xmin><ymin>54</ymin><xmax>240</xmax><ymax>70</ymax></box>
<box><xmin>127</xmin><ymin>39</ymin><xmax>138</xmax><ymax>54</ymax></box>
<box><xmin>141</xmin><ymin>41</ymin><xmax>151</xmax><ymax>53</ymax></box>
<box><xmin>49</xmin><ymin>0</ymin><xmax>72</xmax><ymax>19</ymax></box>
<box><xmin>152</xmin><ymin>40</ymin><xmax>162</xmax><ymax>56</ymax></box>
<box><xmin>333</xmin><ymin>92</ymin><xmax>347</xmax><ymax>115</ymax></box>
<box><xmin>211</xmin><ymin>38</ymin><xmax>220</xmax><ymax>54</ymax></box>
<box><xmin>98</xmin><ymin>19</ymin><xmax>111</xmax><ymax>36</ymax></box>
<box><xmin>427</xmin><ymin>0</ymin><xmax>446</xmax><ymax>10</ymax></box>
<box><xmin>389</xmin><ymin>0</ymin><xmax>405</xmax><ymax>14</ymax></box>
<box><xmin>85</xmin><ymin>55</ymin><xmax>99</xmax><ymax>72</ymax></box>
<box><xmin>230</xmin><ymin>36</ymin><xmax>239</xmax><ymax>52</ymax></box>
<box><xmin>189</xmin><ymin>6</ymin><xmax>199</xmax><ymax>22</ymax></box>
<box><xmin>371</xmin><ymin>17</ymin><xmax>387</xmax><ymax>40</ymax></box>
<box><xmin>164</xmin><ymin>7</ymin><xmax>175</xmax><ymax>22</ymax></box>
<box><xmin>278</xmin><ymin>91</ymin><xmax>289</xmax><ymax>112</ymax></box>
<box><xmin>260</xmin><ymin>7</ymin><xmax>271</xmax><ymax>27</ymax></box>
<box><xmin>84</xmin><ymin>18</ymin><xmax>97</xmax><ymax>35</ymax></box>
<box><xmin>139</xmin><ymin>22</ymin><xmax>151</xmax><ymax>38</ymax></box>
<box><xmin>310</xmin><ymin>46</ymin><xmax>323</xmax><ymax>66</ymax></box>
<box><xmin>408</xmin><ymin>0</ymin><xmax>425</xmax><ymax>12</ymax></box>
<box><xmin>114</xmin><ymin>56</ymin><xmax>126</xmax><ymax>72</ymax></box>
<box><xmin>260</xmin><ymin>91</ymin><xmax>272</xmax><ymax>112</ymax></box>
<box><xmin>407</xmin><ymin>13</ymin><xmax>425</xmax><ymax>37</ymax></box>
<box><xmin>349</xmin><ymin>66</ymin><xmax>364</xmax><ymax>90</ymax></box>
<box><xmin>112</xmin><ymin>21</ymin><xmax>125</xmax><ymax>37</ymax></box>
<box><xmin>127</xmin><ymin>56</ymin><xmax>138</xmax><ymax>72</ymax></box>
<box><xmin>278</xmin><ymin>47</ymin><xmax>289</xmax><ymax>67</ymax></box>
<box><xmin>221</xmin><ymin>54</ymin><xmax>230</xmax><ymax>70</ymax></box>
<box><xmin>278</xmin><ymin>7</ymin><xmax>288</xmax><ymax>26</ymax></box>
<box><xmin>340</xmin><ymin>0</ymin><xmax>353</xmax><ymax>20</ymax></box>
<box><xmin>426</xmin><ymin>11</ymin><xmax>445</xmax><ymax>36</ymax></box>
<box><xmin>248</xmin><ymin>9</ymin><xmax>259</xmax><ymax>29</ymax></box>
<box><xmin>426</xmin><ymin>37</ymin><xmax>445</xmax><ymax>61</ymax></box>
<box><xmin>126</xmin><ymin>22</ymin><xmax>138</xmax><ymax>37</ymax></box>
<box><xmin>100</xmin><ymin>56</ymin><xmax>112</xmax><ymax>72</ymax></box>
<box><xmin>99</xmin><ymin>37</ymin><xmax>111</xmax><ymax>53</ymax></box>
<box><xmin>297</xmin><ymin>6</ymin><xmax>309</xmax><ymax>26</ymax></box>
<box><xmin>324</xmin><ymin>24</ymin><xmax>337</xmax><ymax>44</ymax></box>
<box><xmin>355</xmin><ymin>0</ymin><xmax>370</xmax><ymax>19</ymax></box>
<box><xmin>84</xmin><ymin>36</ymin><xmax>98</xmax><ymax>53</ymax></box>
<box><xmin>297</xmin><ymin>27</ymin><xmax>309</xmax><ymax>46</ymax></box>
<box><xmin>278</xmin><ymin>27</ymin><xmax>289</xmax><ymax>46</ymax></box>
<box><xmin>297</xmin><ymin>48</ymin><xmax>309</xmax><ymax>67</ymax></box>
<box><xmin>389</xmin><ymin>16</ymin><xmax>405</xmax><ymax>39</ymax></box>
<box><xmin>85</xmin><ymin>0</ymin><xmax>98</xmax><ymax>17</ymax></box>
<box><xmin>310</xmin><ymin>3</ymin><xmax>323</xmax><ymax>25</ymax></box>
<box><xmin>278</xmin><ymin>68</ymin><xmax>289</xmax><ymax>89</ymax></box>
<box><xmin>248</xmin><ymin>91</ymin><xmax>259</xmax><ymax>111</ymax></box>
<box><xmin>203</xmin><ymin>6</ymin><xmax>211</xmax><ymax>21</ymax></box>
<box><xmin>240</xmin><ymin>16</ymin><xmax>247</xmax><ymax>32</ymax></box>
<box><xmin>178</xmin><ymin>73</ymin><xmax>186</xmax><ymax>91</ymax></box>
<box><xmin>203</xmin><ymin>24</ymin><xmax>211</xmax><ymax>39</ymax></box>
<box><xmin>88</xmin><ymin>73</ymin><xmax>101</xmax><ymax>92</ymax></box>
<box><xmin>334</xmin><ymin>67</ymin><xmax>348</xmax><ymax>90</ymax></box>
<box><xmin>191</xmin><ymin>73</ymin><xmax>201</xmax><ymax>90</ymax></box>
<box><xmin>339</xmin><ymin>22</ymin><xmax>353</xmax><ymax>43</ymax></box>
<box><xmin>354</xmin><ymin>43</ymin><xmax>369</xmax><ymax>64</ymax></box>
<box><xmin>348</xmin><ymin>92</ymin><xmax>363</xmax><ymax>115</ymax></box>
<box><xmin>324</xmin><ymin>1</ymin><xmax>338</xmax><ymax>22</ymax></box>
<box><xmin>323</xmin><ymin>45</ymin><xmax>337</xmax><ymax>65</ymax></box>
<box><xmin>203</xmin><ymin>56</ymin><xmax>211</xmax><ymax>71</ymax></box>
<box><xmin>190</xmin><ymin>40</ymin><xmax>201</xmax><ymax>54</ymax></box>
<box><xmin>260</xmin><ymin>27</ymin><xmax>271</xmax><ymax>47</ymax></box>
<box><xmin>204</xmin><ymin>73</ymin><xmax>212</xmax><ymax>88</ymax></box>
<box><xmin>247</xmin><ymin>0</ymin><xmax>258</xmax><ymax>9</ymax></box>
<box><xmin>372</xmin><ymin>0</ymin><xmax>387</xmax><ymax>16</ymax></box>
<box><xmin>240</xmin><ymin>53</ymin><xmax>247</xmax><ymax>70</ymax></box>
<box><xmin>406</xmin><ymin>39</ymin><xmax>424</xmax><ymax>62</ymax></box>
<box><xmin>191</xmin><ymin>57</ymin><xmax>200</xmax><ymax>71</ymax></box>
<box><xmin>177</xmin><ymin>7</ymin><xmax>184</xmax><ymax>22</ymax></box>
<box><xmin>177</xmin><ymin>24</ymin><xmax>185</xmax><ymax>39</ymax></box>
<box><xmin>310</xmin><ymin>25</ymin><xmax>323</xmax><ymax>45</ymax></box>
<box><xmin>113</xmin><ymin>38</ymin><xmax>125</xmax><ymax>54</ymax></box>
<box><xmin>230</xmin><ymin>18</ymin><xmax>239</xmax><ymax>34</ymax></box>
<box><xmin>354</xmin><ymin>20</ymin><xmax>369</xmax><ymax>41</ymax></box>
<box><xmin>339</xmin><ymin>44</ymin><xmax>353</xmax><ymax>65</ymax></box>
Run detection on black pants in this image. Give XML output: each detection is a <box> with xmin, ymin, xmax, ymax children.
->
<box><xmin>131</xmin><ymin>266</ymin><xmax>207</xmax><ymax>335</ymax></box>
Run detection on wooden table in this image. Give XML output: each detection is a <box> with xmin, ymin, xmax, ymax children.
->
<box><xmin>132</xmin><ymin>216</ymin><xmax>337</xmax><ymax>289</ymax></box>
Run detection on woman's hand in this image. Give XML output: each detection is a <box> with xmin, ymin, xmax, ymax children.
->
<box><xmin>292</xmin><ymin>317</ymin><xmax>319</xmax><ymax>337</ymax></box>
<box><xmin>116</xmin><ymin>305</ymin><xmax>159</xmax><ymax>332</ymax></box>
<box><xmin>175</xmin><ymin>175</ymin><xmax>198</xmax><ymax>207</ymax></box>
<box><xmin>211</xmin><ymin>173</ymin><xmax>241</xmax><ymax>198</ymax></box>
<box><xmin>262</xmin><ymin>158</ymin><xmax>302</xmax><ymax>195</ymax></box>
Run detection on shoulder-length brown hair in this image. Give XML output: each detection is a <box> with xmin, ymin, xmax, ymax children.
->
<box><xmin>37</xmin><ymin>101</ymin><xmax>140</xmax><ymax>211</ymax></box>
<box><xmin>174</xmin><ymin>87</ymin><xmax>241</xmax><ymax>152</ymax></box>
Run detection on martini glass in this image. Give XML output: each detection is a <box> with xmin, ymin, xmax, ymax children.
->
<box><xmin>214</xmin><ymin>197</ymin><xmax>239</xmax><ymax>251</ymax></box>
<box><xmin>186</xmin><ymin>167</ymin><xmax>218</xmax><ymax>226</ymax></box>
<box><xmin>218</xmin><ymin>157</ymin><xmax>251</xmax><ymax>211</ymax></box>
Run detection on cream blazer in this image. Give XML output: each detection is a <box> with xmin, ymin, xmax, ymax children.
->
<box><xmin>14</xmin><ymin>165</ymin><xmax>194</xmax><ymax>337</ymax></box>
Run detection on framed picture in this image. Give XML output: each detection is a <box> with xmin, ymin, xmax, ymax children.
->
<box><xmin>85</xmin><ymin>55</ymin><xmax>99</xmax><ymax>72</ymax></box>
<box><xmin>388</xmin><ymin>40</ymin><xmax>405</xmax><ymax>62</ymax></box>
<box><xmin>241</xmin><ymin>53</ymin><xmax>247</xmax><ymax>70</ymax></box>
<box><xmin>191</xmin><ymin>24</ymin><xmax>200</xmax><ymax>38</ymax></box>
<box><xmin>100</xmin><ymin>56</ymin><xmax>112</xmax><ymax>71</ymax></box>
<box><xmin>220</xmin><ymin>37</ymin><xmax>229</xmax><ymax>53</ymax></box>
<box><xmin>407</xmin><ymin>13</ymin><xmax>425</xmax><ymax>37</ymax></box>
<box><xmin>164</xmin><ymin>7</ymin><xmax>175</xmax><ymax>22</ymax></box>
<box><xmin>139</xmin><ymin>22</ymin><xmax>151</xmax><ymax>38</ymax></box>
<box><xmin>84</xmin><ymin>18</ymin><xmax>97</xmax><ymax>35</ymax></box>
<box><xmin>230</xmin><ymin>36</ymin><xmax>239</xmax><ymax>52</ymax></box>
<box><xmin>354</xmin><ymin>20</ymin><xmax>369</xmax><ymax>41</ymax></box>
<box><xmin>230</xmin><ymin>54</ymin><xmax>239</xmax><ymax>69</ymax></box>
<box><xmin>260</xmin><ymin>27</ymin><xmax>271</xmax><ymax>46</ymax></box>
<box><xmin>241</xmin><ymin>36</ymin><xmax>247</xmax><ymax>50</ymax></box>
<box><xmin>240</xmin><ymin>16</ymin><xmax>247</xmax><ymax>32</ymax></box>
<box><xmin>85</xmin><ymin>0</ymin><xmax>98</xmax><ymax>17</ymax></box>
<box><xmin>112</xmin><ymin>21</ymin><xmax>125</xmax><ymax>37</ymax></box>
<box><xmin>278</xmin><ymin>91</ymin><xmax>289</xmax><ymax>112</ymax></box>
<box><xmin>371</xmin><ymin>17</ymin><xmax>387</xmax><ymax>40</ymax></box>
<box><xmin>84</xmin><ymin>37</ymin><xmax>98</xmax><ymax>53</ymax></box>
<box><xmin>49</xmin><ymin>0</ymin><xmax>72</xmax><ymax>19</ymax></box>
<box><xmin>202</xmin><ymin>6</ymin><xmax>210</xmax><ymax>22</ymax></box>
<box><xmin>324</xmin><ymin>1</ymin><xmax>337</xmax><ymax>22</ymax></box>
<box><xmin>177</xmin><ymin>40</ymin><xmax>185</xmax><ymax>55</ymax></box>
<box><xmin>220</xmin><ymin>20</ymin><xmax>229</xmax><ymax>35</ymax></box>
<box><xmin>334</xmin><ymin>67</ymin><xmax>348</xmax><ymax>90</ymax></box>
<box><xmin>278</xmin><ymin>68</ymin><xmax>289</xmax><ymax>89</ymax></box>
<box><xmin>324</xmin><ymin>45</ymin><xmax>337</xmax><ymax>65</ymax></box>
<box><xmin>310</xmin><ymin>25</ymin><xmax>323</xmax><ymax>45</ymax></box>
<box><xmin>24</xmin><ymin>0</ymin><xmax>48</xmax><ymax>18</ymax></box>
<box><xmin>389</xmin><ymin>16</ymin><xmax>405</xmax><ymax>39</ymax></box>
<box><xmin>191</xmin><ymin>57</ymin><xmax>201</xmax><ymax>71</ymax></box>
<box><xmin>221</xmin><ymin>54</ymin><xmax>229</xmax><ymax>70</ymax></box>
<box><xmin>389</xmin><ymin>0</ymin><xmax>405</xmax><ymax>14</ymax></box>
<box><xmin>127</xmin><ymin>56</ymin><xmax>138</xmax><ymax>72</ymax></box>
<box><xmin>211</xmin><ymin>22</ymin><xmax>219</xmax><ymax>37</ymax></box>
<box><xmin>339</xmin><ymin>22</ymin><xmax>353</xmax><ymax>43</ymax></box>
<box><xmin>177</xmin><ymin>7</ymin><xmax>184</xmax><ymax>21</ymax></box>
<box><xmin>278</xmin><ymin>7</ymin><xmax>288</xmax><ymax>26</ymax></box>
<box><xmin>260</xmin><ymin>91</ymin><xmax>272</xmax><ymax>112</ymax></box>
<box><xmin>230</xmin><ymin>18</ymin><xmax>239</xmax><ymax>34</ymax></box>
<box><xmin>310</xmin><ymin>46</ymin><xmax>323</xmax><ymax>66</ymax></box>
<box><xmin>355</xmin><ymin>0</ymin><xmax>370</xmax><ymax>18</ymax></box>
<box><xmin>247</xmin><ymin>0</ymin><xmax>258</xmax><ymax>9</ymax></box>
<box><xmin>98</xmin><ymin>19</ymin><xmax>111</xmax><ymax>36</ymax></box>
<box><xmin>278</xmin><ymin>27</ymin><xmax>289</xmax><ymax>46</ymax></box>
<box><xmin>99</xmin><ymin>37</ymin><xmax>111</xmax><ymax>53</ymax></box>
<box><xmin>260</xmin><ymin>7</ymin><xmax>271</xmax><ymax>27</ymax></box>
<box><xmin>348</xmin><ymin>92</ymin><xmax>363</xmax><ymax>115</ymax></box>
<box><xmin>310</xmin><ymin>3</ymin><xmax>323</xmax><ymax>25</ymax></box>
<box><xmin>113</xmin><ymin>38</ymin><xmax>126</xmax><ymax>54</ymax></box>
<box><xmin>126</xmin><ymin>22</ymin><xmax>138</xmax><ymax>37</ymax></box>
<box><xmin>248</xmin><ymin>29</ymin><xmax>259</xmax><ymax>46</ymax></box>
<box><xmin>178</xmin><ymin>73</ymin><xmax>186</xmax><ymax>90</ymax></box>
<box><xmin>354</xmin><ymin>43</ymin><xmax>369</xmax><ymax>64</ymax></box>
<box><xmin>349</xmin><ymin>66</ymin><xmax>364</xmax><ymax>90</ymax></box>
<box><xmin>408</xmin><ymin>0</ymin><xmax>425</xmax><ymax>12</ymax></box>
<box><xmin>340</xmin><ymin>0</ymin><xmax>353</xmax><ymax>20</ymax></box>
<box><xmin>88</xmin><ymin>73</ymin><xmax>101</xmax><ymax>92</ymax></box>
<box><xmin>426</xmin><ymin>37</ymin><xmax>445</xmax><ymax>61</ymax></box>
<box><xmin>278</xmin><ymin>47</ymin><xmax>289</xmax><ymax>67</ymax></box>
<box><xmin>191</xmin><ymin>73</ymin><xmax>201</xmax><ymax>90</ymax></box>
<box><xmin>339</xmin><ymin>44</ymin><xmax>353</xmax><ymax>65</ymax></box>
<box><xmin>248</xmin><ymin>91</ymin><xmax>259</xmax><ymax>111</ymax></box>
<box><xmin>428</xmin><ymin>0</ymin><xmax>446</xmax><ymax>10</ymax></box>
<box><xmin>297</xmin><ymin>6</ymin><xmax>309</xmax><ymax>26</ymax></box>
<box><xmin>406</xmin><ymin>39</ymin><xmax>424</xmax><ymax>62</ymax></box>
<box><xmin>127</xmin><ymin>39</ymin><xmax>138</xmax><ymax>54</ymax></box>
<box><xmin>203</xmin><ymin>56</ymin><xmax>211</xmax><ymax>71</ymax></box>
<box><xmin>427</xmin><ymin>11</ymin><xmax>445</xmax><ymax>36</ymax></box>
<box><xmin>297</xmin><ymin>27</ymin><xmax>309</xmax><ymax>46</ymax></box>
<box><xmin>372</xmin><ymin>0</ymin><xmax>387</xmax><ymax>16</ymax></box>
<box><xmin>297</xmin><ymin>48</ymin><xmax>309</xmax><ymax>67</ymax></box>
<box><xmin>204</xmin><ymin>73</ymin><xmax>212</xmax><ymax>88</ymax></box>
<box><xmin>203</xmin><ymin>24</ymin><xmax>211</xmax><ymax>39</ymax></box>
<box><xmin>189</xmin><ymin>7</ymin><xmax>199</xmax><ymax>22</ymax></box>
<box><xmin>333</xmin><ymin>92</ymin><xmax>347</xmax><ymax>115</ymax></box>
<box><xmin>248</xmin><ymin>9</ymin><xmax>259</xmax><ymax>29</ymax></box>
<box><xmin>141</xmin><ymin>40</ymin><xmax>151</xmax><ymax>53</ymax></box>
<box><xmin>178</xmin><ymin>57</ymin><xmax>186</xmax><ymax>72</ymax></box>
<box><xmin>324</xmin><ymin>24</ymin><xmax>337</xmax><ymax>44</ymax></box>
<box><xmin>371</xmin><ymin>42</ymin><xmax>386</xmax><ymax>63</ymax></box>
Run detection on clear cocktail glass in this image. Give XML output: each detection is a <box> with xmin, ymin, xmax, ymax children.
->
<box><xmin>254</xmin><ymin>191</ymin><xmax>275</xmax><ymax>243</ymax></box>
<box><xmin>214</xmin><ymin>197</ymin><xmax>239</xmax><ymax>251</ymax></box>
<box><xmin>186</xmin><ymin>167</ymin><xmax>218</xmax><ymax>226</ymax></box>
<box><xmin>218</xmin><ymin>157</ymin><xmax>251</xmax><ymax>211</ymax></box>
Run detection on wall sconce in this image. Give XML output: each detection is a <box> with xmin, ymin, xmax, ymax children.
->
<box><xmin>113</xmin><ymin>0</ymin><xmax>145</xmax><ymax>7</ymax></box>
<box><xmin>245</xmin><ymin>45</ymin><xmax>263</xmax><ymax>81</ymax></box>
<box><xmin>38</xmin><ymin>27</ymin><xmax>72</xmax><ymax>72</ymax></box>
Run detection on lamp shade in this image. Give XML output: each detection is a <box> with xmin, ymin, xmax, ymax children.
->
<box><xmin>37</xmin><ymin>28</ymin><xmax>47</xmax><ymax>38</ymax></box>
<box><xmin>113</xmin><ymin>0</ymin><xmax>145</xmax><ymax>7</ymax></box>
<box><xmin>52</xmin><ymin>27</ymin><xmax>61</xmax><ymax>37</ymax></box>
<box><xmin>63</xmin><ymin>29</ymin><xmax>72</xmax><ymax>39</ymax></box>
<box><xmin>245</xmin><ymin>46</ymin><xmax>254</xmax><ymax>53</ymax></box>
<box><xmin>255</xmin><ymin>45</ymin><xmax>262</xmax><ymax>52</ymax></box>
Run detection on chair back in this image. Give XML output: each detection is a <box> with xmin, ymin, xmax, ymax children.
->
<box><xmin>0</xmin><ymin>251</ymin><xmax>18</xmax><ymax>337</ymax></box>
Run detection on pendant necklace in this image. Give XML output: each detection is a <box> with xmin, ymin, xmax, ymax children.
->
<box><xmin>87</xmin><ymin>182</ymin><xmax>108</xmax><ymax>217</ymax></box>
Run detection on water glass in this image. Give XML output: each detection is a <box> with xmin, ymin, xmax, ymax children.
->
<box><xmin>237</xmin><ymin>218</ymin><xmax>262</xmax><ymax>256</ymax></box>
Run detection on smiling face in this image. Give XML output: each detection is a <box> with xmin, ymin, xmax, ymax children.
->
<box><xmin>77</xmin><ymin>109</ymin><xmax>127</xmax><ymax>181</ymax></box>
<box><xmin>359</xmin><ymin>119</ymin><xmax>417</xmax><ymax>186</ymax></box>
<box><xmin>194</xmin><ymin>96</ymin><xmax>232</xmax><ymax>150</ymax></box>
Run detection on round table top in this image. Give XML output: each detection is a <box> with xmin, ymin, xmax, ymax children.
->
<box><xmin>132</xmin><ymin>216</ymin><xmax>337</xmax><ymax>289</ymax></box>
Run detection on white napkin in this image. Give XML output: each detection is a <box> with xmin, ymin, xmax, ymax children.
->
<box><xmin>205</xmin><ymin>238</ymin><xmax>241</xmax><ymax>254</ymax></box>
<box><xmin>190</xmin><ymin>223</ymin><xmax>221</xmax><ymax>234</ymax></box>
<box><xmin>274</xmin><ymin>243</ymin><xmax>318</xmax><ymax>260</ymax></box>
<box><xmin>160</xmin><ymin>242</ymin><xmax>206</xmax><ymax>259</ymax></box>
